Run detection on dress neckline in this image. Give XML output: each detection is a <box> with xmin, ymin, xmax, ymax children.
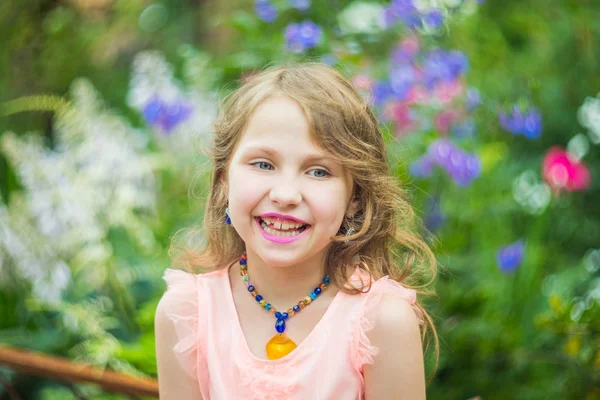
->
<box><xmin>223</xmin><ymin>259</ymin><xmax>345</xmax><ymax>364</ymax></box>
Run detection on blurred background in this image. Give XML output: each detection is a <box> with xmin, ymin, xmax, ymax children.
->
<box><xmin>0</xmin><ymin>0</ymin><xmax>599</xmax><ymax>399</ymax></box>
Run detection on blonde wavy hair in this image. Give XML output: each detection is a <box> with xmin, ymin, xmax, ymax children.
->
<box><xmin>170</xmin><ymin>62</ymin><xmax>439</xmax><ymax>372</ymax></box>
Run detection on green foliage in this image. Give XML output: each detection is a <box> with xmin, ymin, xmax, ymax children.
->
<box><xmin>0</xmin><ymin>0</ymin><xmax>599</xmax><ymax>399</ymax></box>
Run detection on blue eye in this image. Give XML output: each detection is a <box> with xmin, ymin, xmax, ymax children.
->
<box><xmin>308</xmin><ymin>169</ymin><xmax>330</xmax><ymax>178</ymax></box>
<box><xmin>253</xmin><ymin>161</ymin><xmax>273</xmax><ymax>170</ymax></box>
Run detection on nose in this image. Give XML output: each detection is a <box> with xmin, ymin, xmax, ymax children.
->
<box><xmin>269</xmin><ymin>179</ymin><xmax>302</xmax><ymax>207</ymax></box>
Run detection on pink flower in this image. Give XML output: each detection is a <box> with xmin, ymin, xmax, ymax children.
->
<box><xmin>542</xmin><ymin>147</ymin><xmax>591</xmax><ymax>193</ymax></box>
<box><xmin>433</xmin><ymin>79</ymin><xmax>465</xmax><ymax>104</ymax></box>
<box><xmin>352</xmin><ymin>74</ymin><xmax>373</xmax><ymax>90</ymax></box>
<box><xmin>384</xmin><ymin>101</ymin><xmax>417</xmax><ymax>137</ymax></box>
<box><xmin>434</xmin><ymin>110</ymin><xmax>460</xmax><ymax>134</ymax></box>
<box><xmin>405</xmin><ymin>85</ymin><xmax>430</xmax><ymax>105</ymax></box>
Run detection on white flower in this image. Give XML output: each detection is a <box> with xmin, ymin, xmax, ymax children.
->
<box><xmin>578</xmin><ymin>95</ymin><xmax>600</xmax><ymax>144</ymax></box>
<box><xmin>338</xmin><ymin>2</ymin><xmax>386</xmax><ymax>35</ymax></box>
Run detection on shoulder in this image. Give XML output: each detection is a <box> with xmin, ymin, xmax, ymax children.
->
<box><xmin>361</xmin><ymin>289</ymin><xmax>426</xmax><ymax>399</ymax></box>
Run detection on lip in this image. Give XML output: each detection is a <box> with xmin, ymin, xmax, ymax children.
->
<box><xmin>258</xmin><ymin>212</ymin><xmax>309</xmax><ymax>225</ymax></box>
<box><xmin>255</xmin><ymin>217</ymin><xmax>310</xmax><ymax>244</ymax></box>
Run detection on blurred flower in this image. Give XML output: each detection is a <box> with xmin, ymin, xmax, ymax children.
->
<box><xmin>289</xmin><ymin>0</ymin><xmax>310</xmax><ymax>10</ymax></box>
<box><xmin>389</xmin><ymin>65</ymin><xmax>418</xmax><ymax>100</ymax></box>
<box><xmin>498</xmin><ymin>104</ymin><xmax>542</xmax><ymax>139</ymax></box>
<box><xmin>433</xmin><ymin>79</ymin><xmax>464</xmax><ymax>103</ymax></box>
<box><xmin>451</xmin><ymin>117</ymin><xmax>476</xmax><ymax>137</ymax></box>
<box><xmin>385</xmin><ymin>101</ymin><xmax>417</xmax><ymax>136</ymax></box>
<box><xmin>466</xmin><ymin>87</ymin><xmax>481</xmax><ymax>111</ymax></box>
<box><xmin>338</xmin><ymin>2</ymin><xmax>386</xmax><ymax>35</ymax></box>
<box><xmin>255</xmin><ymin>0</ymin><xmax>278</xmax><ymax>23</ymax></box>
<box><xmin>542</xmin><ymin>146</ymin><xmax>591</xmax><ymax>193</ymax></box>
<box><xmin>391</xmin><ymin>35</ymin><xmax>420</xmax><ymax>64</ymax></box>
<box><xmin>410</xmin><ymin>138</ymin><xmax>481</xmax><ymax>186</ymax></box>
<box><xmin>285</xmin><ymin>20</ymin><xmax>323</xmax><ymax>53</ymax></box>
<box><xmin>512</xmin><ymin>170</ymin><xmax>552</xmax><ymax>215</ymax></box>
<box><xmin>577</xmin><ymin>95</ymin><xmax>600</xmax><ymax>144</ymax></box>
<box><xmin>423</xmin><ymin>9</ymin><xmax>444</xmax><ymax>29</ymax></box>
<box><xmin>371</xmin><ymin>79</ymin><xmax>393</xmax><ymax>106</ymax></box>
<box><xmin>422</xmin><ymin>49</ymin><xmax>469</xmax><ymax>89</ymax></box>
<box><xmin>352</xmin><ymin>74</ymin><xmax>373</xmax><ymax>90</ymax></box>
<box><xmin>385</xmin><ymin>0</ymin><xmax>422</xmax><ymax>29</ymax></box>
<box><xmin>424</xmin><ymin>195</ymin><xmax>445</xmax><ymax>232</ymax></box>
<box><xmin>435</xmin><ymin>109</ymin><xmax>460</xmax><ymax>134</ymax></box>
<box><xmin>497</xmin><ymin>239</ymin><xmax>525</xmax><ymax>273</ymax></box>
<box><xmin>142</xmin><ymin>96</ymin><xmax>193</xmax><ymax>134</ymax></box>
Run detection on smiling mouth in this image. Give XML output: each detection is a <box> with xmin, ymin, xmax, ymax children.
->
<box><xmin>255</xmin><ymin>217</ymin><xmax>309</xmax><ymax>237</ymax></box>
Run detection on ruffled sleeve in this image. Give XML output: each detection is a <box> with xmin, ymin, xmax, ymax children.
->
<box><xmin>161</xmin><ymin>268</ymin><xmax>203</xmax><ymax>380</ymax></box>
<box><xmin>351</xmin><ymin>276</ymin><xmax>423</xmax><ymax>369</ymax></box>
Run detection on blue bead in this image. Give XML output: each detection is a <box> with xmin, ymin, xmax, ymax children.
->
<box><xmin>247</xmin><ymin>285</ymin><xmax>255</xmax><ymax>292</ymax></box>
<box><xmin>240</xmin><ymin>259</ymin><xmax>247</xmax><ymax>265</ymax></box>
<box><xmin>293</xmin><ymin>305</ymin><xmax>300</xmax><ymax>312</ymax></box>
<box><xmin>323</xmin><ymin>276</ymin><xmax>330</xmax><ymax>285</ymax></box>
<box><xmin>265</xmin><ymin>303</ymin><xmax>272</xmax><ymax>311</ymax></box>
<box><xmin>310</xmin><ymin>293</ymin><xmax>317</xmax><ymax>300</ymax></box>
<box><xmin>255</xmin><ymin>295</ymin><xmax>263</xmax><ymax>302</ymax></box>
<box><xmin>315</xmin><ymin>287</ymin><xmax>322</xmax><ymax>295</ymax></box>
<box><xmin>275</xmin><ymin>311</ymin><xmax>282</xmax><ymax>319</ymax></box>
<box><xmin>275</xmin><ymin>319</ymin><xmax>286</xmax><ymax>333</ymax></box>
<box><xmin>225</xmin><ymin>215</ymin><xmax>231</xmax><ymax>225</ymax></box>
<box><xmin>282</xmin><ymin>312</ymin><xmax>289</xmax><ymax>320</ymax></box>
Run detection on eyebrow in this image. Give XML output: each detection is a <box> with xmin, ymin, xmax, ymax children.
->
<box><xmin>242</xmin><ymin>145</ymin><xmax>336</xmax><ymax>163</ymax></box>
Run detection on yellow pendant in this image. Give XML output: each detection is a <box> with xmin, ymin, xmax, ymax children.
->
<box><xmin>266</xmin><ymin>333</ymin><xmax>297</xmax><ymax>360</ymax></box>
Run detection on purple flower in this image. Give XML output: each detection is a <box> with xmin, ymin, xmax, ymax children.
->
<box><xmin>409</xmin><ymin>155</ymin><xmax>435</xmax><ymax>178</ymax></box>
<box><xmin>423</xmin><ymin>10</ymin><xmax>444</xmax><ymax>29</ymax></box>
<box><xmin>424</xmin><ymin>195</ymin><xmax>445</xmax><ymax>232</ymax></box>
<box><xmin>498</xmin><ymin>105</ymin><xmax>542</xmax><ymax>139</ymax></box>
<box><xmin>410</xmin><ymin>139</ymin><xmax>481</xmax><ymax>186</ymax></box>
<box><xmin>255</xmin><ymin>0</ymin><xmax>277</xmax><ymax>23</ymax></box>
<box><xmin>451</xmin><ymin>118</ymin><xmax>477</xmax><ymax>138</ymax></box>
<box><xmin>497</xmin><ymin>239</ymin><xmax>525</xmax><ymax>273</ymax></box>
<box><xmin>385</xmin><ymin>0</ymin><xmax>423</xmax><ymax>29</ymax></box>
<box><xmin>522</xmin><ymin>109</ymin><xmax>543</xmax><ymax>139</ymax></box>
<box><xmin>423</xmin><ymin>49</ymin><xmax>469</xmax><ymax>89</ymax></box>
<box><xmin>289</xmin><ymin>0</ymin><xmax>310</xmax><ymax>10</ymax></box>
<box><xmin>466</xmin><ymin>87</ymin><xmax>481</xmax><ymax>111</ymax></box>
<box><xmin>285</xmin><ymin>20</ymin><xmax>322</xmax><ymax>53</ymax></box>
<box><xmin>389</xmin><ymin>65</ymin><xmax>417</xmax><ymax>100</ymax></box>
<box><xmin>371</xmin><ymin>80</ymin><xmax>393</xmax><ymax>106</ymax></box>
<box><xmin>142</xmin><ymin>96</ymin><xmax>193</xmax><ymax>134</ymax></box>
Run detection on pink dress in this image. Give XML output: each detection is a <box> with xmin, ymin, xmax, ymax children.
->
<box><xmin>162</xmin><ymin>263</ymin><xmax>420</xmax><ymax>400</ymax></box>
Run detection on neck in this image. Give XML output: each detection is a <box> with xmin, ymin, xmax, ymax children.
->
<box><xmin>235</xmin><ymin>249</ymin><xmax>329</xmax><ymax>308</ymax></box>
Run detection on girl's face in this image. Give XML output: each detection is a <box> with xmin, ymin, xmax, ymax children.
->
<box><xmin>225</xmin><ymin>95</ymin><xmax>356</xmax><ymax>268</ymax></box>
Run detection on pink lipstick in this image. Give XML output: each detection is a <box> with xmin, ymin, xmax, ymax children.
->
<box><xmin>255</xmin><ymin>217</ymin><xmax>310</xmax><ymax>244</ymax></box>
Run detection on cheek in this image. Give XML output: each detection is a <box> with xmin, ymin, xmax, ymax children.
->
<box><xmin>308</xmin><ymin>188</ymin><xmax>348</xmax><ymax>226</ymax></box>
<box><xmin>228</xmin><ymin>168</ymin><xmax>265</xmax><ymax>213</ymax></box>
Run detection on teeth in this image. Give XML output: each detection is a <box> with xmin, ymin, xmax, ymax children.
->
<box><xmin>260</xmin><ymin>217</ymin><xmax>305</xmax><ymax>230</ymax></box>
<box><xmin>260</xmin><ymin>220</ymin><xmax>304</xmax><ymax>237</ymax></box>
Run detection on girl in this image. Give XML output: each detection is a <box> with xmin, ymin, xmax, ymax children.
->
<box><xmin>155</xmin><ymin>63</ymin><xmax>438</xmax><ymax>399</ymax></box>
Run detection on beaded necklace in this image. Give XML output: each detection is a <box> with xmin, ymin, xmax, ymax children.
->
<box><xmin>239</xmin><ymin>253</ymin><xmax>331</xmax><ymax>360</ymax></box>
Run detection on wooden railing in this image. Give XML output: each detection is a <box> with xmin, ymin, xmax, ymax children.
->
<box><xmin>0</xmin><ymin>345</ymin><xmax>159</xmax><ymax>399</ymax></box>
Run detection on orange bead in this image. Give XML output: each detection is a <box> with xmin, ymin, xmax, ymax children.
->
<box><xmin>270</xmin><ymin>308</ymin><xmax>277</xmax><ymax>315</ymax></box>
<box><xmin>251</xmin><ymin>291</ymin><xmax>257</xmax><ymax>297</ymax></box>
<box><xmin>303</xmin><ymin>296</ymin><xmax>312</xmax><ymax>305</ymax></box>
<box><xmin>298</xmin><ymin>301</ymin><xmax>306</xmax><ymax>309</ymax></box>
<box><xmin>320</xmin><ymin>283</ymin><xmax>327</xmax><ymax>291</ymax></box>
<box><xmin>287</xmin><ymin>308</ymin><xmax>295</xmax><ymax>316</ymax></box>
